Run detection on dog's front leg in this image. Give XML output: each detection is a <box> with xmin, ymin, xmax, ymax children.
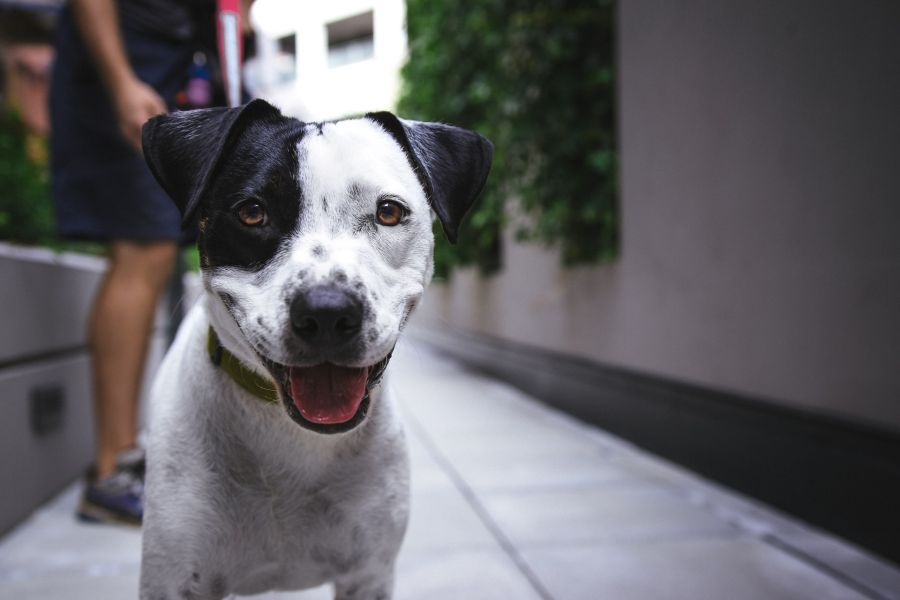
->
<box><xmin>334</xmin><ymin>571</ymin><xmax>394</xmax><ymax>600</ymax></box>
<box><xmin>140</xmin><ymin>553</ymin><xmax>229</xmax><ymax>600</ymax></box>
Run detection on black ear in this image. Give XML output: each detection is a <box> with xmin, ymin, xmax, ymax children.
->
<box><xmin>141</xmin><ymin>99</ymin><xmax>283</xmax><ymax>227</ymax></box>
<box><xmin>365</xmin><ymin>112</ymin><xmax>493</xmax><ymax>243</ymax></box>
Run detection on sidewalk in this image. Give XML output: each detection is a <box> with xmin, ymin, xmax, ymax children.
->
<box><xmin>1</xmin><ymin>340</ymin><xmax>898</xmax><ymax>599</ymax></box>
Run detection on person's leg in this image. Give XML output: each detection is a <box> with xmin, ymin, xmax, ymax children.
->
<box><xmin>89</xmin><ymin>240</ymin><xmax>177</xmax><ymax>479</ymax></box>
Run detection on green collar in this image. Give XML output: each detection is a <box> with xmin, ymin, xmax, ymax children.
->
<box><xmin>207</xmin><ymin>327</ymin><xmax>279</xmax><ymax>403</ymax></box>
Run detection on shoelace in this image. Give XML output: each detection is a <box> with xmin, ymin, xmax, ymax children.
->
<box><xmin>95</xmin><ymin>466</ymin><xmax>144</xmax><ymax>497</ymax></box>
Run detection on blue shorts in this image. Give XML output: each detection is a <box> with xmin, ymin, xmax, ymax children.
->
<box><xmin>50</xmin><ymin>7</ymin><xmax>196</xmax><ymax>242</ymax></box>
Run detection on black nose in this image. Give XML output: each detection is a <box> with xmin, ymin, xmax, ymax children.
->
<box><xmin>290</xmin><ymin>285</ymin><xmax>363</xmax><ymax>345</ymax></box>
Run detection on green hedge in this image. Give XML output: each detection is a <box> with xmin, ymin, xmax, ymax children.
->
<box><xmin>0</xmin><ymin>109</ymin><xmax>54</xmax><ymax>245</ymax></box>
<box><xmin>398</xmin><ymin>0</ymin><xmax>618</xmax><ymax>277</ymax></box>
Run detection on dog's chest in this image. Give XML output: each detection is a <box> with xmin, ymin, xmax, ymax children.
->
<box><xmin>211</xmin><ymin>437</ymin><xmax>409</xmax><ymax>593</ymax></box>
<box><xmin>227</xmin><ymin>500</ymin><xmax>377</xmax><ymax>593</ymax></box>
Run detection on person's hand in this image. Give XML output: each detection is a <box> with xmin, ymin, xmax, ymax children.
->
<box><xmin>241</xmin><ymin>0</ymin><xmax>255</xmax><ymax>34</ymax></box>
<box><xmin>113</xmin><ymin>77</ymin><xmax>166</xmax><ymax>153</ymax></box>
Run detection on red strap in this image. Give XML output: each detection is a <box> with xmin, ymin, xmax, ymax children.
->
<box><xmin>217</xmin><ymin>0</ymin><xmax>243</xmax><ymax>108</ymax></box>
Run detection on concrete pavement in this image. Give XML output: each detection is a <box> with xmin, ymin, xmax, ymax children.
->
<box><xmin>1</xmin><ymin>339</ymin><xmax>898</xmax><ymax>599</ymax></box>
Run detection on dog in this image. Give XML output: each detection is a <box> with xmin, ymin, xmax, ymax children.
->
<box><xmin>137</xmin><ymin>99</ymin><xmax>492</xmax><ymax>599</ymax></box>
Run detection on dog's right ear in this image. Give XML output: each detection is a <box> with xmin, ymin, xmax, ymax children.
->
<box><xmin>141</xmin><ymin>99</ymin><xmax>283</xmax><ymax>227</ymax></box>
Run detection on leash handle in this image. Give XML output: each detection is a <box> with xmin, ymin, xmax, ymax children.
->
<box><xmin>217</xmin><ymin>0</ymin><xmax>243</xmax><ymax>108</ymax></box>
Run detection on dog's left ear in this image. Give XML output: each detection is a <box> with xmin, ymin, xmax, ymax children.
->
<box><xmin>142</xmin><ymin>99</ymin><xmax>283</xmax><ymax>227</ymax></box>
<box><xmin>366</xmin><ymin>112</ymin><xmax>493</xmax><ymax>243</ymax></box>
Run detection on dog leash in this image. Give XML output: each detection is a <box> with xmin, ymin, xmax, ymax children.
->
<box><xmin>207</xmin><ymin>327</ymin><xmax>279</xmax><ymax>403</ymax></box>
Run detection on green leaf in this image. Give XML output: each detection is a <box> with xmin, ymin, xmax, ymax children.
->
<box><xmin>398</xmin><ymin>0</ymin><xmax>618</xmax><ymax>274</ymax></box>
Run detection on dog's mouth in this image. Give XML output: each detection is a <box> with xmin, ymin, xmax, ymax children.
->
<box><xmin>262</xmin><ymin>354</ymin><xmax>392</xmax><ymax>434</ymax></box>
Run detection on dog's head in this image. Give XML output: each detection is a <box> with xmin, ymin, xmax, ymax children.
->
<box><xmin>142</xmin><ymin>99</ymin><xmax>492</xmax><ymax>433</ymax></box>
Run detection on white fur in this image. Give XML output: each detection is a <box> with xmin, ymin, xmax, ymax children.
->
<box><xmin>139</xmin><ymin>120</ymin><xmax>433</xmax><ymax>600</ymax></box>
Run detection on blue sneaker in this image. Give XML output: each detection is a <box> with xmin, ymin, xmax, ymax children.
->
<box><xmin>77</xmin><ymin>448</ymin><xmax>144</xmax><ymax>526</ymax></box>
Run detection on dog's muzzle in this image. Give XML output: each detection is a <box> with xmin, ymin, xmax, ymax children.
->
<box><xmin>261</xmin><ymin>350</ymin><xmax>393</xmax><ymax>435</ymax></box>
<box><xmin>209</xmin><ymin>301</ymin><xmax>392</xmax><ymax>433</ymax></box>
<box><xmin>226</xmin><ymin>284</ymin><xmax>387</xmax><ymax>434</ymax></box>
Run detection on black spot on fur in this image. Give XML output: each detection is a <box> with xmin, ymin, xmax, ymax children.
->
<box><xmin>199</xmin><ymin>126</ymin><xmax>304</xmax><ymax>271</ymax></box>
<box><xmin>143</xmin><ymin>102</ymin><xmax>307</xmax><ymax>271</ymax></box>
<box><xmin>353</xmin><ymin>214</ymin><xmax>377</xmax><ymax>235</ymax></box>
<box><xmin>312</xmin><ymin>244</ymin><xmax>325</xmax><ymax>258</ymax></box>
<box><xmin>346</xmin><ymin>182</ymin><xmax>364</xmax><ymax>202</ymax></box>
<box><xmin>219</xmin><ymin>293</ymin><xmax>235</xmax><ymax>309</ymax></box>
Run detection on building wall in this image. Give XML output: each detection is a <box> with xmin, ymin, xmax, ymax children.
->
<box><xmin>251</xmin><ymin>0</ymin><xmax>407</xmax><ymax>120</ymax></box>
<box><xmin>415</xmin><ymin>0</ymin><xmax>900</xmax><ymax>433</ymax></box>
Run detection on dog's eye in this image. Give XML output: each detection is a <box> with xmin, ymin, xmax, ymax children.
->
<box><xmin>375</xmin><ymin>200</ymin><xmax>405</xmax><ymax>227</ymax></box>
<box><xmin>236</xmin><ymin>201</ymin><xmax>267</xmax><ymax>227</ymax></box>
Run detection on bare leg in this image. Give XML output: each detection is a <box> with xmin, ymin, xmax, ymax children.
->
<box><xmin>89</xmin><ymin>240</ymin><xmax>176</xmax><ymax>478</ymax></box>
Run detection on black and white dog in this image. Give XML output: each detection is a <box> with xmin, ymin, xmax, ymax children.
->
<box><xmin>138</xmin><ymin>99</ymin><xmax>492</xmax><ymax>599</ymax></box>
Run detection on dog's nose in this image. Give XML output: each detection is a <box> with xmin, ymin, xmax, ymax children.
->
<box><xmin>290</xmin><ymin>285</ymin><xmax>363</xmax><ymax>345</ymax></box>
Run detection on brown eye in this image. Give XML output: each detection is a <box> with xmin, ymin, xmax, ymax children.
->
<box><xmin>237</xmin><ymin>202</ymin><xmax>267</xmax><ymax>227</ymax></box>
<box><xmin>376</xmin><ymin>199</ymin><xmax>405</xmax><ymax>226</ymax></box>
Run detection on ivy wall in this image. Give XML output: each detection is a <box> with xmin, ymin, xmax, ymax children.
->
<box><xmin>398</xmin><ymin>0</ymin><xmax>617</xmax><ymax>277</ymax></box>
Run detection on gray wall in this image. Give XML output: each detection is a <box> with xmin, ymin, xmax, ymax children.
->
<box><xmin>0</xmin><ymin>244</ymin><xmax>167</xmax><ymax>533</ymax></box>
<box><xmin>415</xmin><ymin>0</ymin><xmax>900</xmax><ymax>433</ymax></box>
<box><xmin>0</xmin><ymin>246</ymin><xmax>103</xmax><ymax>534</ymax></box>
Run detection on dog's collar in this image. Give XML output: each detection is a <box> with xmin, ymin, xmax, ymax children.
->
<box><xmin>206</xmin><ymin>327</ymin><xmax>394</xmax><ymax>405</ymax></box>
<box><xmin>207</xmin><ymin>327</ymin><xmax>279</xmax><ymax>403</ymax></box>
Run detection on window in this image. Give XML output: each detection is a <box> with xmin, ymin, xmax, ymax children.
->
<box><xmin>277</xmin><ymin>33</ymin><xmax>296</xmax><ymax>57</ymax></box>
<box><xmin>326</xmin><ymin>11</ymin><xmax>374</xmax><ymax>68</ymax></box>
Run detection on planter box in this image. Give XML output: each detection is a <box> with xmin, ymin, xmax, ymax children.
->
<box><xmin>0</xmin><ymin>244</ymin><xmax>104</xmax><ymax>365</ymax></box>
<box><xmin>0</xmin><ymin>355</ymin><xmax>94</xmax><ymax>533</ymax></box>
<box><xmin>0</xmin><ymin>243</ymin><xmax>166</xmax><ymax>534</ymax></box>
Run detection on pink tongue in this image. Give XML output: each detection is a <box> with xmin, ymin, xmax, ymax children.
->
<box><xmin>289</xmin><ymin>364</ymin><xmax>369</xmax><ymax>425</ymax></box>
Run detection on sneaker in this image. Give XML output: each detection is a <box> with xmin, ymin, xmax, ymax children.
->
<box><xmin>115</xmin><ymin>446</ymin><xmax>146</xmax><ymax>479</ymax></box>
<box><xmin>77</xmin><ymin>448</ymin><xmax>145</xmax><ymax>526</ymax></box>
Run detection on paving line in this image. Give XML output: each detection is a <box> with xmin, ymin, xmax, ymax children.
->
<box><xmin>402</xmin><ymin>405</ymin><xmax>556</xmax><ymax>600</ymax></box>
<box><xmin>762</xmin><ymin>534</ymin><xmax>895</xmax><ymax>600</ymax></box>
